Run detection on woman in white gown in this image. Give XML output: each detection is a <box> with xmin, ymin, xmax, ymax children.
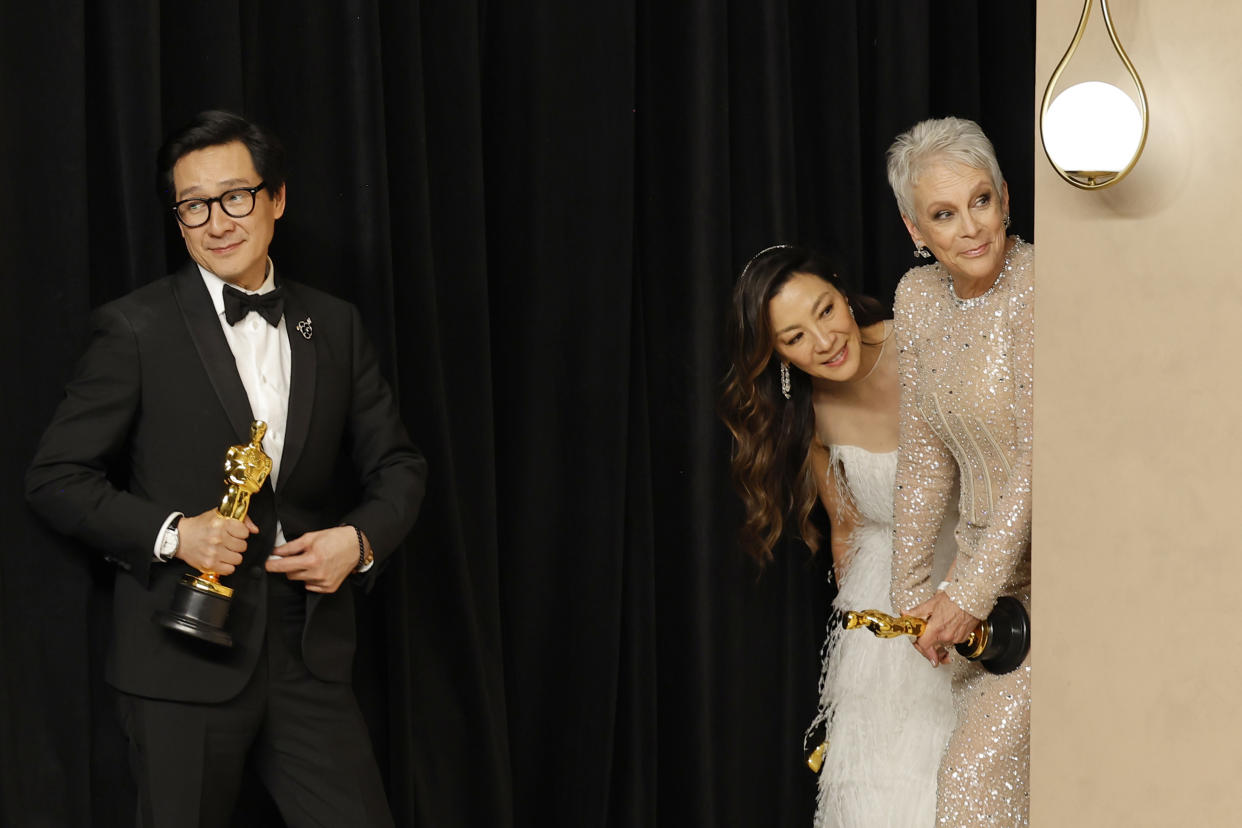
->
<box><xmin>722</xmin><ymin>245</ymin><xmax>954</xmax><ymax>827</ymax></box>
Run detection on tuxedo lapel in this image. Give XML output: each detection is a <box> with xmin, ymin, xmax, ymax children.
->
<box><xmin>279</xmin><ymin>282</ymin><xmax>316</xmax><ymax>487</ymax></box>
<box><xmin>172</xmin><ymin>263</ymin><xmax>254</xmax><ymax>443</ymax></box>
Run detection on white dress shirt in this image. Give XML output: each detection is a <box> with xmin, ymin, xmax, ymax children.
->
<box><xmin>153</xmin><ymin>260</ymin><xmax>291</xmax><ymax>559</ymax></box>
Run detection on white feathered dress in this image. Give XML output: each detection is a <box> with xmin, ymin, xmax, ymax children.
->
<box><xmin>810</xmin><ymin>445</ymin><xmax>955</xmax><ymax>828</ymax></box>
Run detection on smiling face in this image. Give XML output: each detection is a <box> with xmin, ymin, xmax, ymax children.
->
<box><xmin>172</xmin><ymin>140</ymin><xmax>285</xmax><ymax>291</ymax></box>
<box><xmin>902</xmin><ymin>160</ymin><xmax>1010</xmax><ymax>294</ymax></box>
<box><xmin>768</xmin><ymin>272</ymin><xmax>863</xmax><ymax>382</ymax></box>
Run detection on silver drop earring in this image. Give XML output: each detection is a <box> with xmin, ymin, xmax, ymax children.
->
<box><xmin>914</xmin><ymin>245</ymin><xmax>931</xmax><ymax>259</ymax></box>
<box><xmin>780</xmin><ymin>362</ymin><xmax>791</xmax><ymax>400</ymax></box>
<box><xmin>1003</xmin><ymin>214</ymin><xmax>1012</xmax><ymax>229</ymax></box>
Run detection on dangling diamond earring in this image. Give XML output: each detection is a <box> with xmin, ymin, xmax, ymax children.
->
<box><xmin>1003</xmin><ymin>214</ymin><xmax>1012</xmax><ymax>229</ymax></box>
<box><xmin>780</xmin><ymin>362</ymin><xmax>791</xmax><ymax>400</ymax></box>
<box><xmin>914</xmin><ymin>245</ymin><xmax>931</xmax><ymax>259</ymax></box>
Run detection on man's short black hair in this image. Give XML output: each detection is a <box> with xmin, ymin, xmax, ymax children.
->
<box><xmin>155</xmin><ymin>110</ymin><xmax>287</xmax><ymax>203</ymax></box>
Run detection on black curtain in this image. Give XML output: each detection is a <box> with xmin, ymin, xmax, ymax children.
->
<box><xmin>0</xmin><ymin>2</ymin><xmax>1033</xmax><ymax>826</ymax></box>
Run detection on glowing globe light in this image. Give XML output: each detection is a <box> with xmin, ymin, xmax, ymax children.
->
<box><xmin>1042</xmin><ymin>81</ymin><xmax>1144</xmax><ymax>177</ymax></box>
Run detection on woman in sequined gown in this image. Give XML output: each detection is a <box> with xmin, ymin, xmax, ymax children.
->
<box><xmin>885</xmin><ymin>117</ymin><xmax>1033</xmax><ymax>827</ymax></box>
<box><xmin>721</xmin><ymin>245</ymin><xmax>954</xmax><ymax>827</ymax></box>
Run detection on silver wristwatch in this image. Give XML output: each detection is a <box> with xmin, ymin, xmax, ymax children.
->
<box><xmin>157</xmin><ymin>514</ymin><xmax>182</xmax><ymax>562</ymax></box>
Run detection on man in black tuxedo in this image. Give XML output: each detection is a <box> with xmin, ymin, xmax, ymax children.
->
<box><xmin>26</xmin><ymin>111</ymin><xmax>426</xmax><ymax>827</ymax></box>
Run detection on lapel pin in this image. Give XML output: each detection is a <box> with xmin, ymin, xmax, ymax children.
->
<box><xmin>296</xmin><ymin>317</ymin><xmax>313</xmax><ymax>340</ymax></box>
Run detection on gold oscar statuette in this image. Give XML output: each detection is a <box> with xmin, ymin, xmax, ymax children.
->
<box><xmin>842</xmin><ymin>596</ymin><xmax>1030</xmax><ymax>676</ymax></box>
<box><xmin>155</xmin><ymin>421</ymin><xmax>272</xmax><ymax>647</ymax></box>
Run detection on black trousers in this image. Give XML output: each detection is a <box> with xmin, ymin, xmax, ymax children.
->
<box><xmin>117</xmin><ymin>577</ymin><xmax>393</xmax><ymax>828</ymax></box>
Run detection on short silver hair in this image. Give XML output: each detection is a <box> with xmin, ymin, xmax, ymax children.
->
<box><xmin>886</xmin><ymin>117</ymin><xmax>1005</xmax><ymax>227</ymax></box>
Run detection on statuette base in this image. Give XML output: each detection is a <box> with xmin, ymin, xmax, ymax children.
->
<box><xmin>155</xmin><ymin>573</ymin><xmax>235</xmax><ymax>647</ymax></box>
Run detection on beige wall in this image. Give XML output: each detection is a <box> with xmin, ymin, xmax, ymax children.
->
<box><xmin>1034</xmin><ymin>1</ymin><xmax>1242</xmax><ymax>824</ymax></box>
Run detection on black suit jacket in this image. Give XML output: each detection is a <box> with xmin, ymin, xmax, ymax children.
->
<box><xmin>26</xmin><ymin>262</ymin><xmax>427</xmax><ymax>703</ymax></box>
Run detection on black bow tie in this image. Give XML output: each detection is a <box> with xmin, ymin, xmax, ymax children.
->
<box><xmin>222</xmin><ymin>284</ymin><xmax>284</xmax><ymax>327</ymax></box>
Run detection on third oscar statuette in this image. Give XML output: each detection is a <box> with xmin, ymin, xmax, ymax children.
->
<box><xmin>155</xmin><ymin>421</ymin><xmax>273</xmax><ymax>647</ymax></box>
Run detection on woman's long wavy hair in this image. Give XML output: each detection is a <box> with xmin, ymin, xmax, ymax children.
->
<box><xmin>720</xmin><ymin>245</ymin><xmax>889</xmax><ymax>566</ymax></box>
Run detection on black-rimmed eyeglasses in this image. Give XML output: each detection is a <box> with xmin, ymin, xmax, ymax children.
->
<box><xmin>172</xmin><ymin>182</ymin><xmax>267</xmax><ymax>228</ymax></box>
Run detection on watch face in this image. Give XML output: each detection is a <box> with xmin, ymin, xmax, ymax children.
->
<box><xmin>161</xmin><ymin>528</ymin><xmax>179</xmax><ymax>560</ymax></box>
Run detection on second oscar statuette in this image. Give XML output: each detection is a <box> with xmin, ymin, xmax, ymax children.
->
<box><xmin>842</xmin><ymin>596</ymin><xmax>1030</xmax><ymax>675</ymax></box>
<box><xmin>154</xmin><ymin>421</ymin><xmax>273</xmax><ymax>647</ymax></box>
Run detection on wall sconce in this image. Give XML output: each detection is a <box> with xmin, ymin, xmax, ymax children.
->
<box><xmin>1039</xmin><ymin>0</ymin><xmax>1148</xmax><ymax>189</ymax></box>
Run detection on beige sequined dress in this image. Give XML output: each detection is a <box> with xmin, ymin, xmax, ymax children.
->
<box><xmin>891</xmin><ymin>237</ymin><xmax>1033</xmax><ymax>827</ymax></box>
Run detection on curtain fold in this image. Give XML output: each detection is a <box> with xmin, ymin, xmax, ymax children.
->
<box><xmin>0</xmin><ymin>2</ymin><xmax>1033</xmax><ymax>825</ymax></box>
